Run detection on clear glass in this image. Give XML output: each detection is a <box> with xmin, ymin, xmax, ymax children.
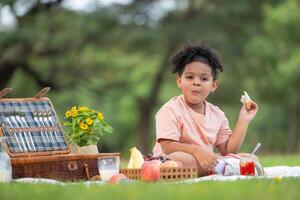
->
<box><xmin>97</xmin><ymin>156</ymin><xmax>120</xmax><ymax>181</ymax></box>
<box><xmin>0</xmin><ymin>137</ymin><xmax>12</xmax><ymax>182</ymax></box>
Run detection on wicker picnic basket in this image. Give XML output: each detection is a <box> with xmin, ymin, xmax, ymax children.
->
<box><xmin>121</xmin><ymin>166</ymin><xmax>197</xmax><ymax>181</ymax></box>
<box><xmin>12</xmin><ymin>153</ymin><xmax>119</xmax><ymax>181</ymax></box>
<box><xmin>0</xmin><ymin>87</ymin><xmax>120</xmax><ymax>181</ymax></box>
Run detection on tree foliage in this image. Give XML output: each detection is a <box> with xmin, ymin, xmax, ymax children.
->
<box><xmin>0</xmin><ymin>0</ymin><xmax>299</xmax><ymax>154</ymax></box>
<box><xmin>246</xmin><ymin>0</ymin><xmax>300</xmax><ymax>152</ymax></box>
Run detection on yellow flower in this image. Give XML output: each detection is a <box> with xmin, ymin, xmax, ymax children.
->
<box><xmin>97</xmin><ymin>112</ymin><xmax>104</xmax><ymax>121</ymax></box>
<box><xmin>71</xmin><ymin>106</ymin><xmax>77</xmax><ymax>112</ymax></box>
<box><xmin>71</xmin><ymin>110</ymin><xmax>78</xmax><ymax>117</ymax></box>
<box><xmin>64</xmin><ymin>105</ymin><xmax>112</xmax><ymax>146</ymax></box>
<box><xmin>65</xmin><ymin>111</ymin><xmax>71</xmax><ymax>118</ymax></box>
<box><xmin>274</xmin><ymin>176</ymin><xmax>282</xmax><ymax>182</ymax></box>
<box><xmin>86</xmin><ymin>118</ymin><xmax>93</xmax><ymax>125</ymax></box>
<box><xmin>79</xmin><ymin>106</ymin><xmax>88</xmax><ymax>111</ymax></box>
<box><xmin>80</xmin><ymin>123</ymin><xmax>88</xmax><ymax>130</ymax></box>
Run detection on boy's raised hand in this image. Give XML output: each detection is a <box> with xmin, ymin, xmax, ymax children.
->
<box><xmin>239</xmin><ymin>101</ymin><xmax>258</xmax><ymax>123</ymax></box>
<box><xmin>239</xmin><ymin>91</ymin><xmax>258</xmax><ymax>122</ymax></box>
<box><xmin>192</xmin><ymin>146</ymin><xmax>218</xmax><ymax>172</ymax></box>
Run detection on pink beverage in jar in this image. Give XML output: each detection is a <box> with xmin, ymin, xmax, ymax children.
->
<box><xmin>240</xmin><ymin>158</ymin><xmax>255</xmax><ymax>176</ymax></box>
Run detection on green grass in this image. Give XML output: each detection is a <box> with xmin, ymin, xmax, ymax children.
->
<box><xmin>259</xmin><ymin>154</ymin><xmax>300</xmax><ymax>167</ymax></box>
<box><xmin>1</xmin><ymin>179</ymin><xmax>299</xmax><ymax>200</ymax></box>
<box><xmin>1</xmin><ymin>154</ymin><xmax>300</xmax><ymax>200</ymax></box>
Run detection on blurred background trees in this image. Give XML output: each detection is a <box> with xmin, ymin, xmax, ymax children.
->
<box><xmin>1</xmin><ymin>0</ymin><xmax>299</xmax><ymax>156</ymax></box>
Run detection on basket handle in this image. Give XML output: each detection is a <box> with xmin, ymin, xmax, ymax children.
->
<box><xmin>67</xmin><ymin>161</ymin><xmax>78</xmax><ymax>171</ymax></box>
<box><xmin>34</xmin><ymin>87</ymin><xmax>51</xmax><ymax>98</ymax></box>
<box><xmin>0</xmin><ymin>88</ymin><xmax>13</xmax><ymax>99</ymax></box>
<box><xmin>83</xmin><ymin>163</ymin><xmax>91</xmax><ymax>180</ymax></box>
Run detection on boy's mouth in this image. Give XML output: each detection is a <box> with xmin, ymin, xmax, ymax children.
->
<box><xmin>191</xmin><ymin>90</ymin><xmax>201</xmax><ymax>95</ymax></box>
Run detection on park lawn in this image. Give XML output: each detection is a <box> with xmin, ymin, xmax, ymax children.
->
<box><xmin>1</xmin><ymin>154</ymin><xmax>300</xmax><ymax>200</ymax></box>
<box><xmin>259</xmin><ymin>154</ymin><xmax>300</xmax><ymax>166</ymax></box>
<box><xmin>1</xmin><ymin>178</ymin><xmax>299</xmax><ymax>200</ymax></box>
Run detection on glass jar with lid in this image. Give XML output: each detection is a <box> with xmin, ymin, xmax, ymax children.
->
<box><xmin>0</xmin><ymin>137</ymin><xmax>12</xmax><ymax>182</ymax></box>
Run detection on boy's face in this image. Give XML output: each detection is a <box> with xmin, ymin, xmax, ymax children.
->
<box><xmin>176</xmin><ymin>61</ymin><xmax>218</xmax><ymax>106</ymax></box>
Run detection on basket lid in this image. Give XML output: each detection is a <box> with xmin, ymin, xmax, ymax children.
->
<box><xmin>0</xmin><ymin>87</ymin><xmax>70</xmax><ymax>157</ymax></box>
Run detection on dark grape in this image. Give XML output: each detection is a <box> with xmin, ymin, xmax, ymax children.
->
<box><xmin>144</xmin><ymin>153</ymin><xmax>170</xmax><ymax>163</ymax></box>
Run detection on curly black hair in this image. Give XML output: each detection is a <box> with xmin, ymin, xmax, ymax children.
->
<box><xmin>170</xmin><ymin>42</ymin><xmax>223</xmax><ymax>80</ymax></box>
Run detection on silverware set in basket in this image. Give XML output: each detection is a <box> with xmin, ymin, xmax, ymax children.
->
<box><xmin>1</xmin><ymin>110</ymin><xmax>67</xmax><ymax>152</ymax></box>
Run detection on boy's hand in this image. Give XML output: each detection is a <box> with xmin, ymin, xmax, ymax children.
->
<box><xmin>192</xmin><ymin>146</ymin><xmax>218</xmax><ymax>171</ymax></box>
<box><xmin>239</xmin><ymin>101</ymin><xmax>258</xmax><ymax>123</ymax></box>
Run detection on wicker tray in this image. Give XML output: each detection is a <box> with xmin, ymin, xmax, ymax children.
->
<box><xmin>120</xmin><ymin>166</ymin><xmax>197</xmax><ymax>181</ymax></box>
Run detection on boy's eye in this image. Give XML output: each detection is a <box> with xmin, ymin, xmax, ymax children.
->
<box><xmin>201</xmin><ymin>77</ymin><xmax>208</xmax><ymax>81</ymax></box>
<box><xmin>186</xmin><ymin>76</ymin><xmax>193</xmax><ymax>79</ymax></box>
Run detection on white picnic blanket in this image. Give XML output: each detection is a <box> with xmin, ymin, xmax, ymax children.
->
<box><xmin>12</xmin><ymin>166</ymin><xmax>300</xmax><ymax>185</ymax></box>
<box><xmin>180</xmin><ymin>166</ymin><xmax>300</xmax><ymax>183</ymax></box>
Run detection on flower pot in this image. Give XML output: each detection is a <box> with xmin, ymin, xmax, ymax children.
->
<box><xmin>70</xmin><ymin>144</ymin><xmax>99</xmax><ymax>154</ymax></box>
<box><xmin>70</xmin><ymin>144</ymin><xmax>79</xmax><ymax>154</ymax></box>
<box><xmin>79</xmin><ymin>145</ymin><xmax>99</xmax><ymax>154</ymax></box>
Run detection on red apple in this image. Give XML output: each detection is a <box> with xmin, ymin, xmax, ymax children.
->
<box><xmin>175</xmin><ymin>161</ymin><xmax>183</xmax><ymax>167</ymax></box>
<box><xmin>140</xmin><ymin>161</ymin><xmax>160</xmax><ymax>182</ymax></box>
<box><xmin>149</xmin><ymin>159</ymin><xmax>162</xmax><ymax>168</ymax></box>
<box><xmin>109</xmin><ymin>173</ymin><xmax>129</xmax><ymax>184</ymax></box>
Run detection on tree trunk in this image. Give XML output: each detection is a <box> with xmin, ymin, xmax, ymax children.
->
<box><xmin>136</xmin><ymin>99</ymin><xmax>152</xmax><ymax>154</ymax></box>
<box><xmin>135</xmin><ymin>63</ymin><xmax>168</xmax><ymax>154</ymax></box>
<box><xmin>0</xmin><ymin>64</ymin><xmax>17</xmax><ymax>88</ymax></box>
<box><xmin>287</xmin><ymin>104</ymin><xmax>300</xmax><ymax>152</ymax></box>
<box><xmin>136</xmin><ymin>41</ymin><xmax>179</xmax><ymax>154</ymax></box>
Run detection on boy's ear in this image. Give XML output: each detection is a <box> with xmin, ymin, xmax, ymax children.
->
<box><xmin>176</xmin><ymin>75</ymin><xmax>181</xmax><ymax>88</ymax></box>
<box><xmin>211</xmin><ymin>80</ymin><xmax>219</xmax><ymax>92</ymax></box>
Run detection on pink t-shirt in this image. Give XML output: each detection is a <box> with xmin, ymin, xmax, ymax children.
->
<box><xmin>152</xmin><ymin>95</ymin><xmax>232</xmax><ymax>155</ymax></box>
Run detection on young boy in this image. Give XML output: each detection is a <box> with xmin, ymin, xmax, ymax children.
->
<box><xmin>152</xmin><ymin>43</ymin><xmax>258</xmax><ymax>175</ymax></box>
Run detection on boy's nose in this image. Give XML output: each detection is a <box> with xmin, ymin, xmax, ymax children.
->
<box><xmin>193</xmin><ymin>82</ymin><xmax>201</xmax><ymax>87</ymax></box>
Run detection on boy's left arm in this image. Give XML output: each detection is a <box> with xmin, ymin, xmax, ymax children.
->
<box><xmin>217</xmin><ymin>101</ymin><xmax>258</xmax><ymax>155</ymax></box>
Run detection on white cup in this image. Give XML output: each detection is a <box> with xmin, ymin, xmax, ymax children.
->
<box><xmin>97</xmin><ymin>156</ymin><xmax>120</xmax><ymax>181</ymax></box>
